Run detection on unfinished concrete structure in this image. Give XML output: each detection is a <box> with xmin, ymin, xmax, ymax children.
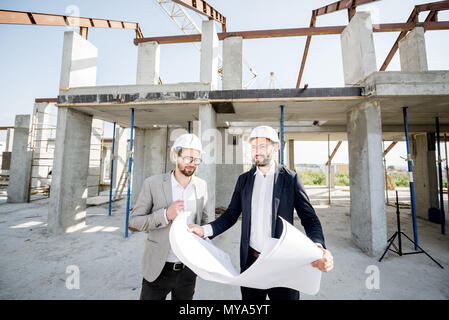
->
<box><xmin>48</xmin><ymin>9</ymin><xmax>449</xmax><ymax>256</ymax></box>
<box><xmin>3</xmin><ymin>1</ymin><xmax>448</xmax><ymax>257</ymax></box>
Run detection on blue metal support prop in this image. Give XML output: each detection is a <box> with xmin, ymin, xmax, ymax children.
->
<box><xmin>108</xmin><ymin>122</ymin><xmax>116</xmax><ymax>216</ymax></box>
<box><xmin>435</xmin><ymin>117</ymin><xmax>446</xmax><ymax>235</ymax></box>
<box><xmin>280</xmin><ymin>105</ymin><xmax>284</xmax><ymax>165</ymax></box>
<box><xmin>125</xmin><ymin>108</ymin><xmax>135</xmax><ymax>238</ymax></box>
<box><xmin>402</xmin><ymin>107</ymin><xmax>419</xmax><ymax>250</ymax></box>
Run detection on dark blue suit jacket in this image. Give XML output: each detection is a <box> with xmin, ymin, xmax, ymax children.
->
<box><xmin>209</xmin><ymin>163</ymin><xmax>326</xmax><ymax>271</ymax></box>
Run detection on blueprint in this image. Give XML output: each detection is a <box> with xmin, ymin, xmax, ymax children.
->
<box><xmin>169</xmin><ymin>212</ymin><xmax>323</xmax><ymax>295</ymax></box>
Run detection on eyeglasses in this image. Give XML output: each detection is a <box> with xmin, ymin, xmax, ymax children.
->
<box><xmin>180</xmin><ymin>156</ymin><xmax>202</xmax><ymax>165</ymax></box>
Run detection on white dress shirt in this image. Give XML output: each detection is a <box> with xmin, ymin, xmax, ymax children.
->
<box><xmin>164</xmin><ymin>171</ymin><xmax>197</xmax><ymax>263</ymax></box>
<box><xmin>249</xmin><ymin>160</ymin><xmax>275</xmax><ymax>252</ymax></box>
<box><xmin>202</xmin><ymin>161</ymin><xmax>275</xmax><ymax>253</ymax></box>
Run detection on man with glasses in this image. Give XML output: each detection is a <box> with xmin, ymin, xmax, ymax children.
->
<box><xmin>128</xmin><ymin>133</ymin><xmax>211</xmax><ymax>300</ymax></box>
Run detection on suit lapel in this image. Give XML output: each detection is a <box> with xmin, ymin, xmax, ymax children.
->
<box><xmin>162</xmin><ymin>171</ymin><xmax>173</xmax><ymax>207</ymax></box>
<box><xmin>271</xmin><ymin>163</ymin><xmax>284</xmax><ymax>237</ymax></box>
<box><xmin>243</xmin><ymin>166</ymin><xmax>257</xmax><ymax>230</ymax></box>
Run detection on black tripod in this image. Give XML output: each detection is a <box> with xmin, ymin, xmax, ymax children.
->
<box><xmin>379</xmin><ymin>191</ymin><xmax>444</xmax><ymax>269</ymax></box>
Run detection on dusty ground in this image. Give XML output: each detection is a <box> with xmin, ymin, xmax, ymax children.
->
<box><xmin>0</xmin><ymin>186</ymin><xmax>448</xmax><ymax>300</ymax></box>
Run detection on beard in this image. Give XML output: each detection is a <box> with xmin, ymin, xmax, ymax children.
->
<box><xmin>179</xmin><ymin>165</ymin><xmax>196</xmax><ymax>177</ymax></box>
<box><xmin>253</xmin><ymin>154</ymin><xmax>272</xmax><ymax>167</ymax></box>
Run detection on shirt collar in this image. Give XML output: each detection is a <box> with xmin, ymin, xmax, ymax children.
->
<box><xmin>254</xmin><ymin>160</ymin><xmax>276</xmax><ymax>177</ymax></box>
<box><xmin>171</xmin><ymin>170</ymin><xmax>193</xmax><ymax>189</ymax></box>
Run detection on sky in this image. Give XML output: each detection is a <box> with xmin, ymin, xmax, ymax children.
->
<box><xmin>0</xmin><ymin>0</ymin><xmax>448</xmax><ymax>165</ymax></box>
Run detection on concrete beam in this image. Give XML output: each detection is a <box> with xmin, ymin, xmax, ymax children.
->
<box><xmin>340</xmin><ymin>12</ymin><xmax>377</xmax><ymax>86</ymax></box>
<box><xmin>362</xmin><ymin>71</ymin><xmax>449</xmax><ymax>96</ymax></box>
<box><xmin>346</xmin><ymin>100</ymin><xmax>386</xmax><ymax>256</ymax></box>
<box><xmin>399</xmin><ymin>27</ymin><xmax>428</xmax><ymax>72</ymax></box>
<box><xmin>200</xmin><ymin>20</ymin><xmax>219</xmax><ymax>90</ymax></box>
<box><xmin>222</xmin><ymin>36</ymin><xmax>243</xmax><ymax>90</ymax></box>
<box><xmin>48</xmin><ymin>108</ymin><xmax>93</xmax><ymax>234</ymax></box>
<box><xmin>7</xmin><ymin>115</ymin><xmax>32</xmax><ymax>203</ymax></box>
<box><xmin>136</xmin><ymin>41</ymin><xmax>160</xmax><ymax>85</ymax></box>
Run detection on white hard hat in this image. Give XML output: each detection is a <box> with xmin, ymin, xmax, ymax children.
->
<box><xmin>171</xmin><ymin>133</ymin><xmax>203</xmax><ymax>153</ymax></box>
<box><xmin>249</xmin><ymin>126</ymin><xmax>279</xmax><ymax>143</ymax></box>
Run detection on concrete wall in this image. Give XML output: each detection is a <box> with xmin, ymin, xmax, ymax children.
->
<box><xmin>346</xmin><ymin>101</ymin><xmax>386</xmax><ymax>256</ymax></box>
<box><xmin>340</xmin><ymin>12</ymin><xmax>377</xmax><ymax>86</ymax></box>
<box><xmin>7</xmin><ymin>115</ymin><xmax>32</xmax><ymax>203</ymax></box>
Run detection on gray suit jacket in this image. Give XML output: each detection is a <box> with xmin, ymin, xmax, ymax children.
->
<box><xmin>128</xmin><ymin>171</ymin><xmax>210</xmax><ymax>282</ymax></box>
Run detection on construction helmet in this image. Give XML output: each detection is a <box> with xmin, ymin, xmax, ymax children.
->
<box><xmin>249</xmin><ymin>125</ymin><xmax>279</xmax><ymax>143</ymax></box>
<box><xmin>171</xmin><ymin>133</ymin><xmax>203</xmax><ymax>154</ymax></box>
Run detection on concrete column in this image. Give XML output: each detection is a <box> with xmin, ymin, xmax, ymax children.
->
<box><xmin>288</xmin><ymin>139</ymin><xmax>295</xmax><ymax>171</ymax></box>
<box><xmin>216</xmin><ymin>128</ymin><xmax>244</xmax><ymax>208</ymax></box>
<box><xmin>132</xmin><ymin>127</ymin><xmax>168</xmax><ymax>206</ymax></box>
<box><xmin>59</xmin><ymin>31</ymin><xmax>97</xmax><ymax>89</ymax></box>
<box><xmin>131</xmin><ymin>128</ymin><xmax>145</xmax><ymax>205</ymax></box>
<box><xmin>32</xmin><ymin>102</ymin><xmax>51</xmax><ymax>152</ymax></box>
<box><xmin>411</xmin><ymin>133</ymin><xmax>439</xmax><ymax>219</ymax></box>
<box><xmin>399</xmin><ymin>27</ymin><xmax>428</xmax><ymax>72</ymax></box>
<box><xmin>5</xmin><ymin>128</ymin><xmax>14</xmax><ymax>152</ymax></box>
<box><xmin>87</xmin><ymin>119</ymin><xmax>104</xmax><ymax>197</ymax></box>
<box><xmin>346</xmin><ymin>101</ymin><xmax>386</xmax><ymax>256</ymax></box>
<box><xmin>48</xmin><ymin>109</ymin><xmax>93</xmax><ymax>234</ymax></box>
<box><xmin>7</xmin><ymin>115</ymin><xmax>32</xmax><ymax>203</ymax></box>
<box><xmin>113</xmin><ymin>126</ymin><xmax>129</xmax><ymax>191</ymax></box>
<box><xmin>222</xmin><ymin>36</ymin><xmax>243</xmax><ymax>90</ymax></box>
<box><xmin>31</xmin><ymin>102</ymin><xmax>52</xmax><ymax>189</ymax></box>
<box><xmin>48</xmin><ymin>30</ymin><xmax>97</xmax><ymax>234</ymax></box>
<box><xmin>2</xmin><ymin>128</ymin><xmax>15</xmax><ymax>172</ymax></box>
<box><xmin>340</xmin><ymin>12</ymin><xmax>377</xmax><ymax>86</ymax></box>
<box><xmin>200</xmin><ymin>20</ymin><xmax>219</xmax><ymax>90</ymax></box>
<box><xmin>196</xmin><ymin>104</ymin><xmax>217</xmax><ymax>221</ymax></box>
<box><xmin>136</xmin><ymin>41</ymin><xmax>160</xmax><ymax>85</ymax></box>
